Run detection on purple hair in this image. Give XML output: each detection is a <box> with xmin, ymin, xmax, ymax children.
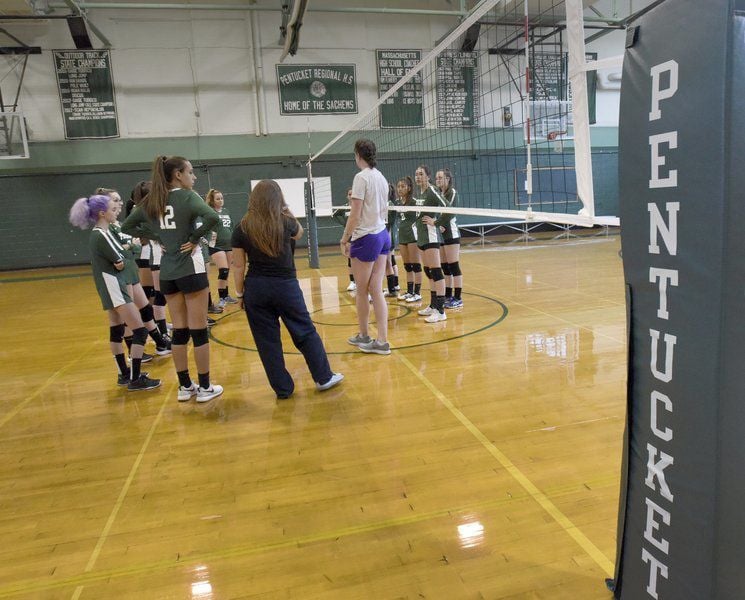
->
<box><xmin>69</xmin><ymin>194</ymin><xmax>111</xmax><ymax>230</ymax></box>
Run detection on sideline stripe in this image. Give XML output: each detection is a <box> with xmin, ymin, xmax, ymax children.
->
<box><xmin>0</xmin><ymin>472</ymin><xmax>617</xmax><ymax>597</ymax></box>
<box><xmin>395</xmin><ymin>352</ymin><xmax>615</xmax><ymax>577</ymax></box>
<box><xmin>70</xmin><ymin>384</ymin><xmax>174</xmax><ymax>600</ymax></box>
<box><xmin>0</xmin><ymin>272</ymin><xmax>91</xmax><ymax>284</ymax></box>
<box><xmin>0</xmin><ymin>342</ymin><xmax>97</xmax><ymax>430</ymax></box>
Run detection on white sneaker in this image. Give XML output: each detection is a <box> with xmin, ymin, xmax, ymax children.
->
<box><xmin>177</xmin><ymin>383</ymin><xmax>198</xmax><ymax>402</ymax></box>
<box><xmin>346</xmin><ymin>281</ymin><xmax>357</xmax><ymax>292</ymax></box>
<box><xmin>425</xmin><ymin>311</ymin><xmax>447</xmax><ymax>323</ymax></box>
<box><xmin>397</xmin><ymin>291</ymin><xmax>411</xmax><ymax>300</ymax></box>
<box><xmin>316</xmin><ymin>372</ymin><xmax>344</xmax><ymax>391</ymax></box>
<box><xmin>217</xmin><ymin>298</ymin><xmax>227</xmax><ymax>309</ymax></box>
<box><xmin>418</xmin><ymin>306</ymin><xmax>434</xmax><ymax>316</ymax></box>
<box><xmin>406</xmin><ymin>293</ymin><xmax>422</xmax><ymax>303</ymax></box>
<box><xmin>196</xmin><ymin>384</ymin><xmax>224</xmax><ymax>403</ymax></box>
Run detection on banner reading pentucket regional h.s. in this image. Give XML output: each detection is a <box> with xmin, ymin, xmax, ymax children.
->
<box><xmin>276</xmin><ymin>64</ymin><xmax>357</xmax><ymax>115</ymax></box>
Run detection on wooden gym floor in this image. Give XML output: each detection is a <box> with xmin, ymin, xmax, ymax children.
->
<box><xmin>0</xmin><ymin>231</ymin><xmax>625</xmax><ymax>599</ymax></box>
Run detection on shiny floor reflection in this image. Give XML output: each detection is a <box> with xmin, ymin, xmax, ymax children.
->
<box><xmin>0</xmin><ymin>234</ymin><xmax>625</xmax><ymax>599</ymax></box>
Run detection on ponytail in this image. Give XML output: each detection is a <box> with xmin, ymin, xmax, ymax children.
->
<box><xmin>142</xmin><ymin>155</ymin><xmax>188</xmax><ymax>219</ymax></box>
<box><xmin>69</xmin><ymin>194</ymin><xmax>110</xmax><ymax>230</ymax></box>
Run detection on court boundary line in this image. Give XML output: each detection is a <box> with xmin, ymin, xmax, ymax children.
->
<box><xmin>70</xmin><ymin>384</ymin><xmax>174</xmax><ymax>600</ymax></box>
<box><xmin>395</xmin><ymin>352</ymin><xmax>615</xmax><ymax>577</ymax></box>
<box><xmin>0</xmin><ymin>341</ymin><xmax>97</xmax><ymax>430</ymax></box>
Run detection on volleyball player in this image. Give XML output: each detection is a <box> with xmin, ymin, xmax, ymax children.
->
<box><xmin>122</xmin><ymin>155</ymin><xmax>223</xmax><ymax>403</ymax></box>
<box><xmin>69</xmin><ymin>194</ymin><xmax>161</xmax><ymax>392</ymax></box>
<box><xmin>414</xmin><ymin>165</ymin><xmax>448</xmax><ymax>323</ymax></box>
<box><xmin>434</xmin><ymin>168</ymin><xmax>463</xmax><ymax>308</ymax></box>
<box><xmin>205</xmin><ymin>188</ymin><xmax>237</xmax><ymax>309</ymax></box>
<box><xmin>99</xmin><ymin>187</ymin><xmax>172</xmax><ymax>357</ymax></box>
<box><xmin>332</xmin><ymin>188</ymin><xmax>357</xmax><ymax>292</ymax></box>
<box><xmin>395</xmin><ymin>176</ymin><xmax>423</xmax><ymax>302</ymax></box>
<box><xmin>340</xmin><ymin>139</ymin><xmax>391</xmax><ymax>355</ymax></box>
<box><xmin>383</xmin><ymin>183</ymin><xmax>400</xmax><ymax>297</ymax></box>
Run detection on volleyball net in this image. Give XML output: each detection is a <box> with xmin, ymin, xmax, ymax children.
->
<box><xmin>305</xmin><ymin>0</ymin><xmax>620</xmax><ymax>253</ymax></box>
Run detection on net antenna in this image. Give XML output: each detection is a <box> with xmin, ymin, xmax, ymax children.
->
<box><xmin>307</xmin><ymin>0</ymin><xmax>621</xmax><ymax>234</ymax></box>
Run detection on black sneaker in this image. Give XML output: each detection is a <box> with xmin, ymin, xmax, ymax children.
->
<box><xmin>117</xmin><ymin>371</ymin><xmax>148</xmax><ymax>386</ymax></box>
<box><xmin>127</xmin><ymin>374</ymin><xmax>161</xmax><ymax>392</ymax></box>
<box><xmin>207</xmin><ymin>317</ymin><xmax>216</xmax><ymax>327</ymax></box>
<box><xmin>140</xmin><ymin>352</ymin><xmax>154</xmax><ymax>364</ymax></box>
<box><xmin>155</xmin><ymin>344</ymin><xmax>172</xmax><ymax>356</ymax></box>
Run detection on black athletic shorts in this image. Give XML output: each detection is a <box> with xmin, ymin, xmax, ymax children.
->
<box><xmin>135</xmin><ymin>258</ymin><xmax>150</xmax><ymax>269</ymax></box>
<box><xmin>160</xmin><ymin>273</ymin><xmax>209</xmax><ymax>295</ymax></box>
<box><xmin>417</xmin><ymin>242</ymin><xmax>441</xmax><ymax>251</ymax></box>
<box><xmin>442</xmin><ymin>237</ymin><xmax>461</xmax><ymax>246</ymax></box>
<box><xmin>207</xmin><ymin>246</ymin><xmax>228</xmax><ymax>256</ymax></box>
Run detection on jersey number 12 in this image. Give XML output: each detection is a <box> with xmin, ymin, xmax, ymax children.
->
<box><xmin>160</xmin><ymin>206</ymin><xmax>176</xmax><ymax>230</ymax></box>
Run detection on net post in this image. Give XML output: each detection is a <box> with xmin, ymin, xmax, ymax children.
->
<box><xmin>304</xmin><ymin>161</ymin><xmax>320</xmax><ymax>269</ymax></box>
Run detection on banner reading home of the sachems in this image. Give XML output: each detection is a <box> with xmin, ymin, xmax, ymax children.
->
<box><xmin>276</xmin><ymin>64</ymin><xmax>357</xmax><ymax>115</ymax></box>
<box><xmin>53</xmin><ymin>50</ymin><xmax>119</xmax><ymax>139</ymax></box>
<box><xmin>613</xmin><ymin>0</ymin><xmax>745</xmax><ymax>599</ymax></box>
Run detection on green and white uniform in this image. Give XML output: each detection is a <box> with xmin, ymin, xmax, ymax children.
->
<box><xmin>121</xmin><ymin>189</ymin><xmax>220</xmax><ymax>282</ymax></box>
<box><xmin>90</xmin><ymin>227</ymin><xmax>132</xmax><ymax>311</ymax></box>
<box><xmin>435</xmin><ymin>187</ymin><xmax>460</xmax><ymax>241</ymax></box>
<box><xmin>109</xmin><ymin>221</ymin><xmax>140</xmax><ymax>285</ymax></box>
<box><xmin>414</xmin><ymin>184</ymin><xmax>448</xmax><ymax>248</ymax></box>
<box><xmin>386</xmin><ymin>198</ymin><xmax>400</xmax><ymax>249</ymax></box>
<box><xmin>208</xmin><ymin>210</ymin><xmax>233</xmax><ymax>252</ymax></box>
<box><xmin>397</xmin><ymin>197</ymin><xmax>418</xmax><ymax>245</ymax></box>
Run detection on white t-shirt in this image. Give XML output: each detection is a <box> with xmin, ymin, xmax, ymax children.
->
<box><xmin>350</xmin><ymin>167</ymin><xmax>388</xmax><ymax>241</ymax></box>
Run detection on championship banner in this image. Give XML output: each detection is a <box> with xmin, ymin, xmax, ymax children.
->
<box><xmin>276</xmin><ymin>64</ymin><xmax>357</xmax><ymax>115</ymax></box>
<box><xmin>53</xmin><ymin>50</ymin><xmax>119</xmax><ymax>139</ymax></box>
<box><xmin>613</xmin><ymin>0</ymin><xmax>745</xmax><ymax>598</ymax></box>
<box><xmin>376</xmin><ymin>49</ymin><xmax>424</xmax><ymax>128</ymax></box>
<box><xmin>436</xmin><ymin>50</ymin><xmax>479</xmax><ymax>127</ymax></box>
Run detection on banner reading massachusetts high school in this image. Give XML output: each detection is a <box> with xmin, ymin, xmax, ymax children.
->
<box><xmin>613</xmin><ymin>0</ymin><xmax>745</xmax><ymax>598</ymax></box>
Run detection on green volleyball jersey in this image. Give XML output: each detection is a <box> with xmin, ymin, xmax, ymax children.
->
<box><xmin>435</xmin><ymin>187</ymin><xmax>459</xmax><ymax>239</ymax></box>
<box><xmin>209</xmin><ymin>210</ymin><xmax>233</xmax><ymax>251</ymax></box>
<box><xmin>109</xmin><ymin>222</ymin><xmax>139</xmax><ymax>284</ymax></box>
<box><xmin>413</xmin><ymin>185</ymin><xmax>447</xmax><ymax>245</ymax></box>
<box><xmin>90</xmin><ymin>227</ymin><xmax>130</xmax><ymax>310</ymax></box>
<box><xmin>414</xmin><ymin>185</ymin><xmax>448</xmax><ymax>220</ymax></box>
<box><xmin>121</xmin><ymin>188</ymin><xmax>220</xmax><ymax>280</ymax></box>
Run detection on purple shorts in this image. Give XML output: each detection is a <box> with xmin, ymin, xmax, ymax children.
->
<box><xmin>350</xmin><ymin>229</ymin><xmax>391</xmax><ymax>262</ymax></box>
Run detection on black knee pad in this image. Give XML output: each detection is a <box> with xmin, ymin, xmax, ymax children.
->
<box><xmin>190</xmin><ymin>328</ymin><xmax>209</xmax><ymax>347</ymax></box>
<box><xmin>404</xmin><ymin>262</ymin><xmax>414</xmax><ymax>273</ymax></box>
<box><xmin>430</xmin><ymin>267</ymin><xmax>444</xmax><ymax>282</ymax></box>
<box><xmin>132</xmin><ymin>326</ymin><xmax>148</xmax><ymax>346</ymax></box>
<box><xmin>154</xmin><ymin>290</ymin><xmax>166</xmax><ymax>306</ymax></box>
<box><xmin>441</xmin><ymin>262</ymin><xmax>451</xmax><ymax>276</ymax></box>
<box><xmin>109</xmin><ymin>324</ymin><xmax>125</xmax><ymax>343</ymax></box>
<box><xmin>172</xmin><ymin>327</ymin><xmax>190</xmax><ymax>345</ymax></box>
<box><xmin>218</xmin><ymin>267</ymin><xmax>229</xmax><ymax>281</ymax></box>
<box><xmin>139</xmin><ymin>303</ymin><xmax>154</xmax><ymax>323</ymax></box>
<box><xmin>449</xmin><ymin>261</ymin><xmax>462</xmax><ymax>276</ymax></box>
<box><xmin>423</xmin><ymin>266</ymin><xmax>432</xmax><ymax>280</ymax></box>
<box><xmin>142</xmin><ymin>285</ymin><xmax>155</xmax><ymax>299</ymax></box>
<box><xmin>412</xmin><ymin>263</ymin><xmax>422</xmax><ymax>273</ymax></box>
